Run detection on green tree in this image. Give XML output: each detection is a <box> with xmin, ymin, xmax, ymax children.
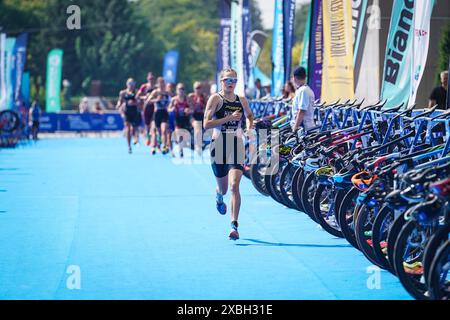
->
<box><xmin>437</xmin><ymin>22</ymin><xmax>450</xmax><ymax>83</ymax></box>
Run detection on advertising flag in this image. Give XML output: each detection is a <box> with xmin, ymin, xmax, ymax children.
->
<box><xmin>217</xmin><ymin>0</ymin><xmax>232</xmax><ymax>86</ymax></box>
<box><xmin>380</xmin><ymin>0</ymin><xmax>415</xmax><ymax>109</ymax></box>
<box><xmin>162</xmin><ymin>50</ymin><xmax>179</xmax><ymax>84</ymax></box>
<box><xmin>308</xmin><ymin>0</ymin><xmax>323</xmax><ymax>100</ymax></box>
<box><xmin>45</xmin><ymin>49</ymin><xmax>64</xmax><ymax>112</ymax></box>
<box><xmin>300</xmin><ymin>2</ymin><xmax>312</xmax><ymax>74</ymax></box>
<box><xmin>14</xmin><ymin>33</ymin><xmax>28</xmax><ymax>103</ymax></box>
<box><xmin>283</xmin><ymin>0</ymin><xmax>296</xmax><ymax>81</ymax></box>
<box><xmin>230</xmin><ymin>0</ymin><xmax>245</xmax><ymax>95</ymax></box>
<box><xmin>321</xmin><ymin>0</ymin><xmax>355</xmax><ymax>102</ymax></box>
<box><xmin>272</xmin><ymin>0</ymin><xmax>285</xmax><ymax>96</ymax></box>
<box><xmin>408</xmin><ymin>0</ymin><xmax>435</xmax><ymax>107</ymax></box>
<box><xmin>0</xmin><ymin>34</ymin><xmax>6</xmax><ymax>110</ymax></box>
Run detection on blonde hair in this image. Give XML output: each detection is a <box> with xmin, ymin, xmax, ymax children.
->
<box><xmin>220</xmin><ymin>68</ymin><xmax>237</xmax><ymax>80</ymax></box>
<box><xmin>193</xmin><ymin>81</ymin><xmax>202</xmax><ymax>89</ymax></box>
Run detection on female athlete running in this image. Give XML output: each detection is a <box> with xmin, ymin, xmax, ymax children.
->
<box><xmin>168</xmin><ymin>83</ymin><xmax>191</xmax><ymax>158</ymax></box>
<box><xmin>188</xmin><ymin>81</ymin><xmax>206</xmax><ymax>156</ymax></box>
<box><xmin>116</xmin><ymin>78</ymin><xmax>141</xmax><ymax>154</ymax></box>
<box><xmin>203</xmin><ymin>69</ymin><xmax>254</xmax><ymax>240</ymax></box>
<box><xmin>147</xmin><ymin>77</ymin><xmax>171</xmax><ymax>155</ymax></box>
<box><xmin>138</xmin><ymin>72</ymin><xmax>156</xmax><ymax>146</ymax></box>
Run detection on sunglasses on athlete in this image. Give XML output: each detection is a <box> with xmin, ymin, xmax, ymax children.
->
<box><xmin>222</xmin><ymin>78</ymin><xmax>238</xmax><ymax>85</ymax></box>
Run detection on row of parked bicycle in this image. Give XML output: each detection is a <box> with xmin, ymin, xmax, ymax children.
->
<box><xmin>247</xmin><ymin>98</ymin><xmax>450</xmax><ymax>300</ymax></box>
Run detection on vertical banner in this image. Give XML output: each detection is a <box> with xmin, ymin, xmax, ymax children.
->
<box><xmin>321</xmin><ymin>0</ymin><xmax>355</xmax><ymax>102</ymax></box>
<box><xmin>230</xmin><ymin>0</ymin><xmax>245</xmax><ymax>96</ymax></box>
<box><xmin>5</xmin><ymin>38</ymin><xmax>16</xmax><ymax>110</ymax></box>
<box><xmin>45</xmin><ymin>48</ymin><xmax>63</xmax><ymax>112</ymax></box>
<box><xmin>217</xmin><ymin>0</ymin><xmax>232</xmax><ymax>86</ymax></box>
<box><xmin>162</xmin><ymin>50</ymin><xmax>179</xmax><ymax>84</ymax></box>
<box><xmin>380</xmin><ymin>0</ymin><xmax>415</xmax><ymax>109</ymax></box>
<box><xmin>352</xmin><ymin>0</ymin><xmax>368</xmax><ymax>88</ymax></box>
<box><xmin>409</xmin><ymin>0</ymin><xmax>435</xmax><ymax>107</ymax></box>
<box><xmin>308</xmin><ymin>0</ymin><xmax>323</xmax><ymax>100</ymax></box>
<box><xmin>283</xmin><ymin>0</ymin><xmax>296</xmax><ymax>81</ymax></box>
<box><xmin>248</xmin><ymin>31</ymin><xmax>268</xmax><ymax>90</ymax></box>
<box><xmin>447</xmin><ymin>59</ymin><xmax>450</xmax><ymax>110</ymax></box>
<box><xmin>14</xmin><ymin>33</ymin><xmax>28</xmax><ymax>103</ymax></box>
<box><xmin>355</xmin><ymin>0</ymin><xmax>380</xmax><ymax>106</ymax></box>
<box><xmin>0</xmin><ymin>34</ymin><xmax>6</xmax><ymax>110</ymax></box>
<box><xmin>300</xmin><ymin>2</ymin><xmax>312</xmax><ymax>74</ymax></box>
<box><xmin>21</xmin><ymin>72</ymin><xmax>30</xmax><ymax>107</ymax></box>
<box><xmin>242</xmin><ymin>0</ymin><xmax>251</xmax><ymax>90</ymax></box>
<box><xmin>272</xmin><ymin>0</ymin><xmax>285</xmax><ymax>96</ymax></box>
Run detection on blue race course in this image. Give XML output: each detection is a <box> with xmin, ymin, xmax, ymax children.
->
<box><xmin>0</xmin><ymin>137</ymin><xmax>411</xmax><ymax>300</ymax></box>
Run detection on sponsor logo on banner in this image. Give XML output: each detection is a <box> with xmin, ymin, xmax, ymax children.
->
<box><xmin>381</xmin><ymin>0</ymin><xmax>414</xmax><ymax>109</ymax></box>
<box><xmin>308</xmin><ymin>0</ymin><xmax>323</xmax><ymax>100</ymax></box>
<box><xmin>46</xmin><ymin>48</ymin><xmax>64</xmax><ymax>112</ymax></box>
<box><xmin>272</xmin><ymin>0</ymin><xmax>285</xmax><ymax>96</ymax></box>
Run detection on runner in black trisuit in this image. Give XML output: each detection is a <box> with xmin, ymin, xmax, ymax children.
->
<box><xmin>147</xmin><ymin>77</ymin><xmax>171</xmax><ymax>155</ymax></box>
<box><xmin>203</xmin><ymin>68</ymin><xmax>254</xmax><ymax>240</ymax></box>
<box><xmin>188</xmin><ymin>81</ymin><xmax>206</xmax><ymax>156</ymax></box>
<box><xmin>138</xmin><ymin>72</ymin><xmax>157</xmax><ymax>147</ymax></box>
<box><xmin>116</xmin><ymin>78</ymin><xmax>141</xmax><ymax>154</ymax></box>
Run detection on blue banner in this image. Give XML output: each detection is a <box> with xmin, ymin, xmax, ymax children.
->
<box><xmin>272</xmin><ymin>0</ymin><xmax>285</xmax><ymax>96</ymax></box>
<box><xmin>380</xmin><ymin>0</ymin><xmax>415</xmax><ymax>109</ymax></box>
<box><xmin>217</xmin><ymin>0</ymin><xmax>232</xmax><ymax>86</ymax></box>
<box><xmin>283</xmin><ymin>0</ymin><xmax>296</xmax><ymax>82</ymax></box>
<box><xmin>308</xmin><ymin>0</ymin><xmax>323</xmax><ymax>100</ymax></box>
<box><xmin>242</xmin><ymin>0</ymin><xmax>251</xmax><ymax>89</ymax></box>
<box><xmin>5</xmin><ymin>37</ymin><xmax>16</xmax><ymax>110</ymax></box>
<box><xmin>14</xmin><ymin>33</ymin><xmax>28</xmax><ymax>104</ymax></box>
<box><xmin>163</xmin><ymin>50</ymin><xmax>179</xmax><ymax>84</ymax></box>
<box><xmin>39</xmin><ymin>113</ymin><xmax>125</xmax><ymax>132</ymax></box>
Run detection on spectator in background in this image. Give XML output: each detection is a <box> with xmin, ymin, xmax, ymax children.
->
<box><xmin>429</xmin><ymin>70</ymin><xmax>448</xmax><ymax>110</ymax></box>
<box><xmin>29</xmin><ymin>100</ymin><xmax>41</xmax><ymax>141</ymax></box>
<box><xmin>254</xmin><ymin>78</ymin><xmax>265</xmax><ymax>99</ymax></box>
<box><xmin>282</xmin><ymin>81</ymin><xmax>296</xmax><ymax>101</ymax></box>
<box><xmin>167</xmin><ymin>82</ymin><xmax>176</xmax><ymax>98</ymax></box>
<box><xmin>79</xmin><ymin>97</ymin><xmax>90</xmax><ymax>113</ymax></box>
<box><xmin>93</xmin><ymin>101</ymin><xmax>103</xmax><ymax>114</ymax></box>
<box><xmin>263</xmin><ymin>85</ymin><xmax>271</xmax><ymax>98</ymax></box>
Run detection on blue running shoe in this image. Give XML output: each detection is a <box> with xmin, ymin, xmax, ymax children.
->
<box><xmin>216</xmin><ymin>201</ymin><xmax>227</xmax><ymax>215</ymax></box>
<box><xmin>216</xmin><ymin>192</ymin><xmax>226</xmax><ymax>215</ymax></box>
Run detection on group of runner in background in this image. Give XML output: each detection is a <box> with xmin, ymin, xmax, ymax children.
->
<box><xmin>115</xmin><ymin>71</ymin><xmax>301</xmax><ymax>156</ymax></box>
<box><xmin>116</xmin><ymin>72</ymin><xmax>207</xmax><ymax>156</ymax></box>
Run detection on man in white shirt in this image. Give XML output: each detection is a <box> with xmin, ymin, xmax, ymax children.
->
<box><xmin>290</xmin><ymin>66</ymin><xmax>315</xmax><ymax>131</ymax></box>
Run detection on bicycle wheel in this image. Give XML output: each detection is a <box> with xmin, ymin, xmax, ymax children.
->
<box><xmin>392</xmin><ymin>220</ymin><xmax>430</xmax><ymax>300</ymax></box>
<box><xmin>428</xmin><ymin>239</ymin><xmax>450</xmax><ymax>300</ymax></box>
<box><xmin>386</xmin><ymin>212</ymin><xmax>408</xmax><ymax>275</ymax></box>
<box><xmin>0</xmin><ymin>110</ymin><xmax>20</xmax><ymax>133</ymax></box>
<box><xmin>423</xmin><ymin>224</ymin><xmax>450</xmax><ymax>288</ymax></box>
<box><xmin>337</xmin><ymin>187</ymin><xmax>360</xmax><ymax>250</ymax></box>
<box><xmin>292</xmin><ymin>167</ymin><xmax>306</xmax><ymax>212</ymax></box>
<box><xmin>300</xmin><ymin>171</ymin><xmax>319</xmax><ymax>223</ymax></box>
<box><xmin>268</xmin><ymin>160</ymin><xmax>289</xmax><ymax>206</ymax></box>
<box><xmin>372</xmin><ymin>206</ymin><xmax>396</xmax><ymax>273</ymax></box>
<box><xmin>249</xmin><ymin>152</ymin><xmax>270</xmax><ymax>196</ymax></box>
<box><xmin>355</xmin><ymin>203</ymin><xmax>385</xmax><ymax>268</ymax></box>
<box><xmin>279</xmin><ymin>162</ymin><xmax>299</xmax><ymax>210</ymax></box>
<box><xmin>313</xmin><ymin>184</ymin><xmax>343</xmax><ymax>237</ymax></box>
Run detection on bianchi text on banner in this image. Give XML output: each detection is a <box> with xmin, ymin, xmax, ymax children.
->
<box><xmin>380</xmin><ymin>0</ymin><xmax>415</xmax><ymax>110</ymax></box>
<box><xmin>321</xmin><ymin>0</ymin><xmax>355</xmax><ymax>102</ymax></box>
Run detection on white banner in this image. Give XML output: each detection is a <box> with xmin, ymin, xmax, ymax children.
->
<box><xmin>0</xmin><ymin>34</ymin><xmax>6</xmax><ymax>110</ymax></box>
<box><xmin>409</xmin><ymin>0</ymin><xmax>435</xmax><ymax>107</ymax></box>
<box><xmin>230</xmin><ymin>0</ymin><xmax>245</xmax><ymax>96</ymax></box>
<box><xmin>355</xmin><ymin>0</ymin><xmax>380</xmax><ymax>106</ymax></box>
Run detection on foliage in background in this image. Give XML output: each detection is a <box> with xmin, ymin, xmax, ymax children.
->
<box><xmin>438</xmin><ymin>22</ymin><xmax>450</xmax><ymax>83</ymax></box>
<box><xmin>0</xmin><ymin>0</ymin><xmax>262</xmax><ymax>106</ymax></box>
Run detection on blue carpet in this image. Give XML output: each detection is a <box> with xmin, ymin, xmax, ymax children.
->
<box><xmin>0</xmin><ymin>138</ymin><xmax>411</xmax><ymax>300</ymax></box>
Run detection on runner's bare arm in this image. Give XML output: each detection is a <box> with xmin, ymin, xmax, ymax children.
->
<box><xmin>240</xmin><ymin>96</ymin><xmax>254</xmax><ymax>130</ymax></box>
<box><xmin>116</xmin><ymin>91</ymin><xmax>124</xmax><ymax>110</ymax></box>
